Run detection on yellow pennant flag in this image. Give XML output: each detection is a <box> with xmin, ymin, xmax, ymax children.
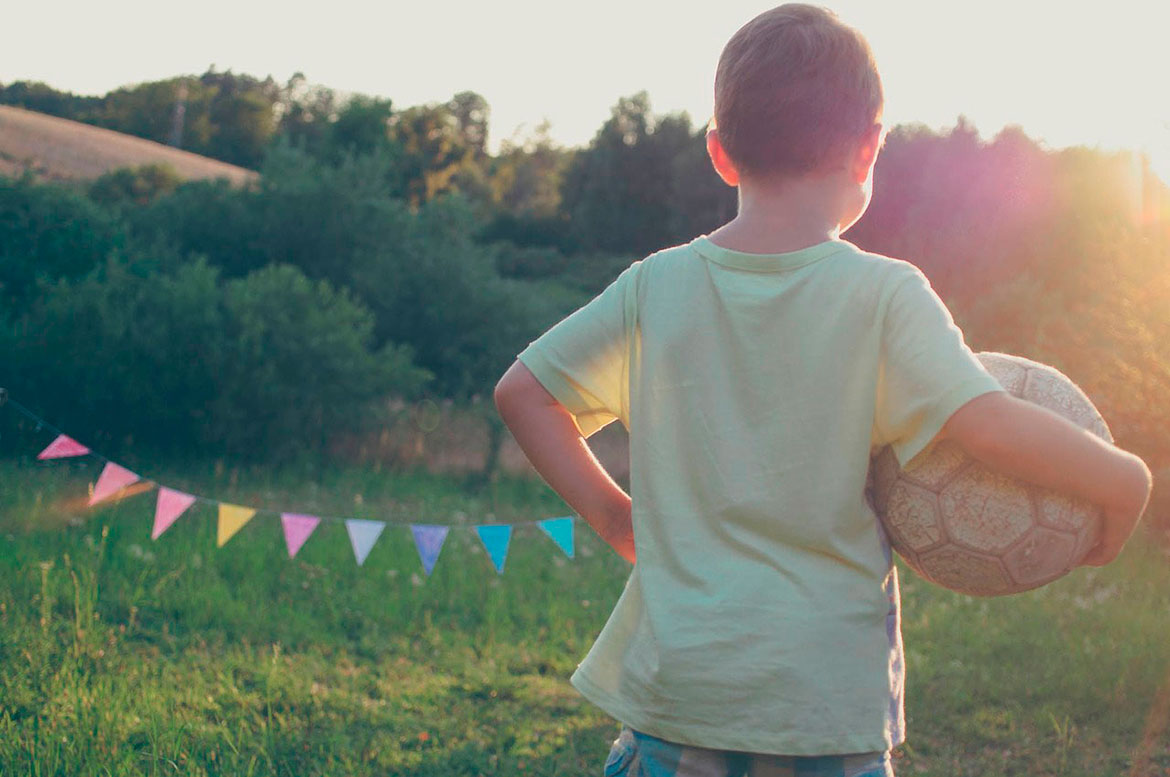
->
<box><xmin>218</xmin><ymin>503</ymin><xmax>257</xmax><ymax>547</ymax></box>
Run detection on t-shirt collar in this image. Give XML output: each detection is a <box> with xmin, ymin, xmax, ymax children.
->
<box><xmin>692</xmin><ymin>234</ymin><xmax>853</xmax><ymax>272</ymax></box>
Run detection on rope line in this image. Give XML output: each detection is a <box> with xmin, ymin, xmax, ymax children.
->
<box><xmin>2</xmin><ymin>391</ymin><xmax>574</xmax><ymax>530</ymax></box>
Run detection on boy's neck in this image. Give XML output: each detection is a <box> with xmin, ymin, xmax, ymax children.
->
<box><xmin>706</xmin><ymin>171</ymin><xmax>856</xmax><ymax>255</ymax></box>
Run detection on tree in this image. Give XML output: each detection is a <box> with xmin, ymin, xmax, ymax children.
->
<box><xmin>330</xmin><ymin>94</ymin><xmax>394</xmax><ymax>157</ymax></box>
<box><xmin>390</xmin><ymin>102</ymin><xmax>476</xmax><ymax>206</ymax></box>
<box><xmin>0</xmin><ymin>175</ymin><xmax>126</xmax><ymax>309</ymax></box>
<box><xmin>275</xmin><ymin>72</ymin><xmax>339</xmax><ymax>157</ymax></box>
<box><xmin>560</xmin><ymin>92</ymin><xmax>731</xmax><ymax>255</ymax></box>
<box><xmin>448</xmin><ymin>91</ymin><xmax>490</xmax><ymax>159</ymax></box>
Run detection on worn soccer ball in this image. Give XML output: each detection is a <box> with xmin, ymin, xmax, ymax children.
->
<box><xmin>869</xmin><ymin>352</ymin><xmax>1112</xmax><ymax>596</ymax></box>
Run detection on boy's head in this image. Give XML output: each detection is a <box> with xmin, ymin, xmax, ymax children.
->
<box><xmin>711</xmin><ymin>4</ymin><xmax>883</xmax><ymax>184</ymax></box>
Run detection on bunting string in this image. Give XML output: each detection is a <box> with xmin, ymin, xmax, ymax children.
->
<box><xmin>2</xmin><ymin>392</ymin><xmax>579</xmax><ymax>574</ymax></box>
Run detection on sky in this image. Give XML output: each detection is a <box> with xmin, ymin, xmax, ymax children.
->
<box><xmin>3</xmin><ymin>0</ymin><xmax>1168</xmax><ymax>182</ymax></box>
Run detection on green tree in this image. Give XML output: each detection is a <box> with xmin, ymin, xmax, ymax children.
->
<box><xmin>1</xmin><ymin>257</ymin><xmax>429</xmax><ymax>459</ymax></box>
<box><xmin>0</xmin><ymin>80</ymin><xmax>102</xmax><ymax>120</ymax></box>
<box><xmin>560</xmin><ymin>92</ymin><xmax>731</xmax><ymax>255</ymax></box>
<box><xmin>0</xmin><ymin>175</ymin><xmax>125</xmax><ymax>309</ymax></box>
<box><xmin>88</xmin><ymin>164</ymin><xmax>182</xmax><ymax>208</ymax></box>
<box><xmin>390</xmin><ymin>102</ymin><xmax>475</xmax><ymax>206</ymax></box>
<box><xmin>330</xmin><ymin>95</ymin><xmax>394</xmax><ymax>157</ymax></box>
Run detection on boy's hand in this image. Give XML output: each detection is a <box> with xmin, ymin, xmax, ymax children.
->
<box><xmin>1079</xmin><ymin>457</ymin><xmax>1153</xmax><ymax>567</ymax></box>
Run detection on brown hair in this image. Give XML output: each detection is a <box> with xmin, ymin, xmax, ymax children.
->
<box><xmin>713</xmin><ymin>4</ymin><xmax>883</xmax><ymax>180</ymax></box>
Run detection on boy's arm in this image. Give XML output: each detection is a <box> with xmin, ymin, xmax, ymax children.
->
<box><xmin>494</xmin><ymin>359</ymin><xmax>635</xmax><ymax>564</ymax></box>
<box><xmin>937</xmin><ymin>392</ymin><xmax>1152</xmax><ymax>566</ymax></box>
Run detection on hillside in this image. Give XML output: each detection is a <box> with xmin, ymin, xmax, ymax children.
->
<box><xmin>0</xmin><ymin>105</ymin><xmax>256</xmax><ymax>184</ymax></box>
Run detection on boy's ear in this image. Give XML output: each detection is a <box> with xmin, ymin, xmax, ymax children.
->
<box><xmin>850</xmin><ymin>123</ymin><xmax>884</xmax><ymax>185</ymax></box>
<box><xmin>706</xmin><ymin>127</ymin><xmax>740</xmax><ymax>187</ymax></box>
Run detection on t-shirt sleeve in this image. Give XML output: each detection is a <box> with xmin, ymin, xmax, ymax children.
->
<box><xmin>875</xmin><ymin>267</ymin><xmax>1007</xmax><ymax>467</ymax></box>
<box><xmin>515</xmin><ymin>262</ymin><xmax>639</xmax><ymax>438</ymax></box>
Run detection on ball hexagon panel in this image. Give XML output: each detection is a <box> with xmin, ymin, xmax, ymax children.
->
<box><xmin>883</xmin><ymin>481</ymin><xmax>944</xmax><ymax>553</ymax></box>
<box><xmin>1002</xmin><ymin>526</ymin><xmax>1078</xmax><ymax>588</ymax></box>
<box><xmin>1035</xmin><ymin>491</ymin><xmax>1079</xmax><ymax>532</ymax></box>
<box><xmin>1070</xmin><ymin>512</ymin><xmax>1103</xmax><ymax>562</ymax></box>
<box><xmin>917</xmin><ymin>546</ymin><xmax>1012</xmax><ymax>596</ymax></box>
<box><xmin>902</xmin><ymin>440</ymin><xmax>969</xmax><ymax>491</ymax></box>
<box><xmin>939</xmin><ymin>467</ymin><xmax>1034</xmax><ymax>553</ymax></box>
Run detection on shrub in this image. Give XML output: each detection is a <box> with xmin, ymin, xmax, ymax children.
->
<box><xmin>0</xmin><ymin>258</ymin><xmax>430</xmax><ymax>460</ymax></box>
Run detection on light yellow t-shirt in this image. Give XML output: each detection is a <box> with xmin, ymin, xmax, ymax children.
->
<box><xmin>516</xmin><ymin>235</ymin><xmax>1006</xmax><ymax>756</ymax></box>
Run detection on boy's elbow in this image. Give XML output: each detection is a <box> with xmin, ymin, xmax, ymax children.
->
<box><xmin>493</xmin><ymin>372</ymin><xmax>518</xmax><ymax>418</ymax></box>
<box><xmin>494</xmin><ymin>359</ymin><xmax>551</xmax><ymax>418</ymax></box>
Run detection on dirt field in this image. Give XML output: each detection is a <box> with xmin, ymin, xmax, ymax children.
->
<box><xmin>0</xmin><ymin>105</ymin><xmax>256</xmax><ymax>184</ymax></box>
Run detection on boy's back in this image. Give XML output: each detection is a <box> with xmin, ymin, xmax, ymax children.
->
<box><xmin>515</xmin><ymin>233</ymin><xmax>1004</xmax><ymax>754</ymax></box>
<box><xmin>495</xmin><ymin>3</ymin><xmax>1151</xmax><ymax>774</ymax></box>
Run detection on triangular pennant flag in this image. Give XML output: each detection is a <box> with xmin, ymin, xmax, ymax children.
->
<box><xmin>37</xmin><ymin>434</ymin><xmax>90</xmax><ymax>460</ymax></box>
<box><xmin>411</xmin><ymin>524</ymin><xmax>449</xmax><ymax>576</ymax></box>
<box><xmin>152</xmin><ymin>487</ymin><xmax>196</xmax><ymax>540</ymax></box>
<box><xmin>346</xmin><ymin>519</ymin><xmax>385</xmax><ymax>566</ymax></box>
<box><xmin>538</xmin><ymin>517</ymin><xmax>575</xmax><ymax>559</ymax></box>
<box><xmin>217</xmin><ymin>503</ymin><xmax>257</xmax><ymax>547</ymax></box>
<box><xmin>475</xmin><ymin>524</ymin><xmax>513</xmax><ymax>574</ymax></box>
<box><xmin>89</xmin><ymin>462</ymin><xmax>140</xmax><ymax>506</ymax></box>
<box><xmin>281</xmin><ymin>513</ymin><xmax>321</xmax><ymax>559</ymax></box>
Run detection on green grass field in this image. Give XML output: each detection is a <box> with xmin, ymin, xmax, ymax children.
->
<box><xmin>2</xmin><ymin>453</ymin><xmax>1169</xmax><ymax>776</ymax></box>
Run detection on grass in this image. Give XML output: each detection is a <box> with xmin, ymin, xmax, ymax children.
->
<box><xmin>1</xmin><ymin>450</ymin><xmax>1169</xmax><ymax>776</ymax></box>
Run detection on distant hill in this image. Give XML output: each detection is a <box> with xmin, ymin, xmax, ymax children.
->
<box><xmin>0</xmin><ymin>105</ymin><xmax>256</xmax><ymax>185</ymax></box>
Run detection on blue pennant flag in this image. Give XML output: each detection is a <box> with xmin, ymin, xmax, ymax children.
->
<box><xmin>537</xmin><ymin>517</ymin><xmax>575</xmax><ymax>559</ymax></box>
<box><xmin>411</xmin><ymin>524</ymin><xmax>449</xmax><ymax>576</ymax></box>
<box><xmin>475</xmin><ymin>524</ymin><xmax>513</xmax><ymax>574</ymax></box>
<box><xmin>346</xmin><ymin>519</ymin><xmax>386</xmax><ymax>566</ymax></box>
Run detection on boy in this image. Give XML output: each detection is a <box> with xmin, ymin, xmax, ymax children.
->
<box><xmin>494</xmin><ymin>4</ymin><xmax>1152</xmax><ymax>776</ymax></box>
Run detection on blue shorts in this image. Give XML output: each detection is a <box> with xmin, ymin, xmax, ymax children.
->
<box><xmin>603</xmin><ymin>726</ymin><xmax>894</xmax><ymax>777</ymax></box>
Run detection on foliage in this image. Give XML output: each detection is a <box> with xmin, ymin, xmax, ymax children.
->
<box><xmin>2</xmin><ymin>73</ymin><xmax>1169</xmax><ymax>478</ymax></box>
<box><xmin>349</xmin><ymin>195</ymin><xmax>577</xmax><ymax>399</ymax></box>
<box><xmin>559</xmin><ymin>92</ymin><xmax>734</xmax><ymax>255</ymax></box>
<box><xmin>0</xmin><ymin>79</ymin><xmax>103</xmax><ymax>119</ymax></box>
<box><xmin>0</xmin><ymin>174</ymin><xmax>126</xmax><ymax>308</ymax></box>
<box><xmin>0</xmin><ymin>259</ymin><xmax>430</xmax><ymax>459</ymax></box>
<box><xmin>87</xmin><ymin>163</ymin><xmax>182</xmax><ymax>208</ymax></box>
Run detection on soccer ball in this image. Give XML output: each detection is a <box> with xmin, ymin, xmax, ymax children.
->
<box><xmin>868</xmin><ymin>352</ymin><xmax>1112</xmax><ymax>596</ymax></box>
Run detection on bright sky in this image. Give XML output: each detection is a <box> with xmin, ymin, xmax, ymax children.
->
<box><xmin>3</xmin><ymin>0</ymin><xmax>1168</xmax><ymax>182</ymax></box>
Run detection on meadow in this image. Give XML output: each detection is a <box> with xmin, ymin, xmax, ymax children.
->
<box><xmin>0</xmin><ymin>105</ymin><xmax>256</xmax><ymax>184</ymax></box>
<box><xmin>1</xmin><ymin>446</ymin><xmax>1169</xmax><ymax>777</ymax></box>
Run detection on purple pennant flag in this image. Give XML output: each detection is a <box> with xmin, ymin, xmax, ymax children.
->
<box><xmin>345</xmin><ymin>519</ymin><xmax>385</xmax><ymax>566</ymax></box>
<box><xmin>475</xmin><ymin>524</ymin><xmax>513</xmax><ymax>574</ymax></box>
<box><xmin>152</xmin><ymin>487</ymin><xmax>196</xmax><ymax>540</ymax></box>
<box><xmin>411</xmin><ymin>524</ymin><xmax>449</xmax><ymax>576</ymax></box>
<box><xmin>37</xmin><ymin>434</ymin><xmax>90</xmax><ymax>460</ymax></box>
<box><xmin>281</xmin><ymin>513</ymin><xmax>321</xmax><ymax>559</ymax></box>
<box><xmin>89</xmin><ymin>462</ymin><xmax>140</xmax><ymax>506</ymax></box>
<box><xmin>537</xmin><ymin>517</ymin><xmax>575</xmax><ymax>559</ymax></box>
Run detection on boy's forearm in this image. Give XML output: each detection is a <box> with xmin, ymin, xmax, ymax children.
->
<box><xmin>942</xmin><ymin>393</ymin><xmax>1152</xmax><ymax>564</ymax></box>
<box><xmin>494</xmin><ymin>376</ymin><xmax>635</xmax><ymax>564</ymax></box>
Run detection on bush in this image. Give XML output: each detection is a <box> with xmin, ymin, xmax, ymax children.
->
<box><xmin>0</xmin><ymin>175</ymin><xmax>125</xmax><ymax>309</ymax></box>
<box><xmin>0</xmin><ymin>257</ymin><xmax>430</xmax><ymax>460</ymax></box>
<box><xmin>88</xmin><ymin>164</ymin><xmax>182</xmax><ymax>208</ymax></box>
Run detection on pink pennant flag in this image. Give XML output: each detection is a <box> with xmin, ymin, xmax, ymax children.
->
<box><xmin>89</xmin><ymin>462</ymin><xmax>140</xmax><ymax>506</ymax></box>
<box><xmin>37</xmin><ymin>434</ymin><xmax>90</xmax><ymax>460</ymax></box>
<box><xmin>281</xmin><ymin>513</ymin><xmax>321</xmax><ymax>559</ymax></box>
<box><xmin>152</xmin><ymin>488</ymin><xmax>196</xmax><ymax>540</ymax></box>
